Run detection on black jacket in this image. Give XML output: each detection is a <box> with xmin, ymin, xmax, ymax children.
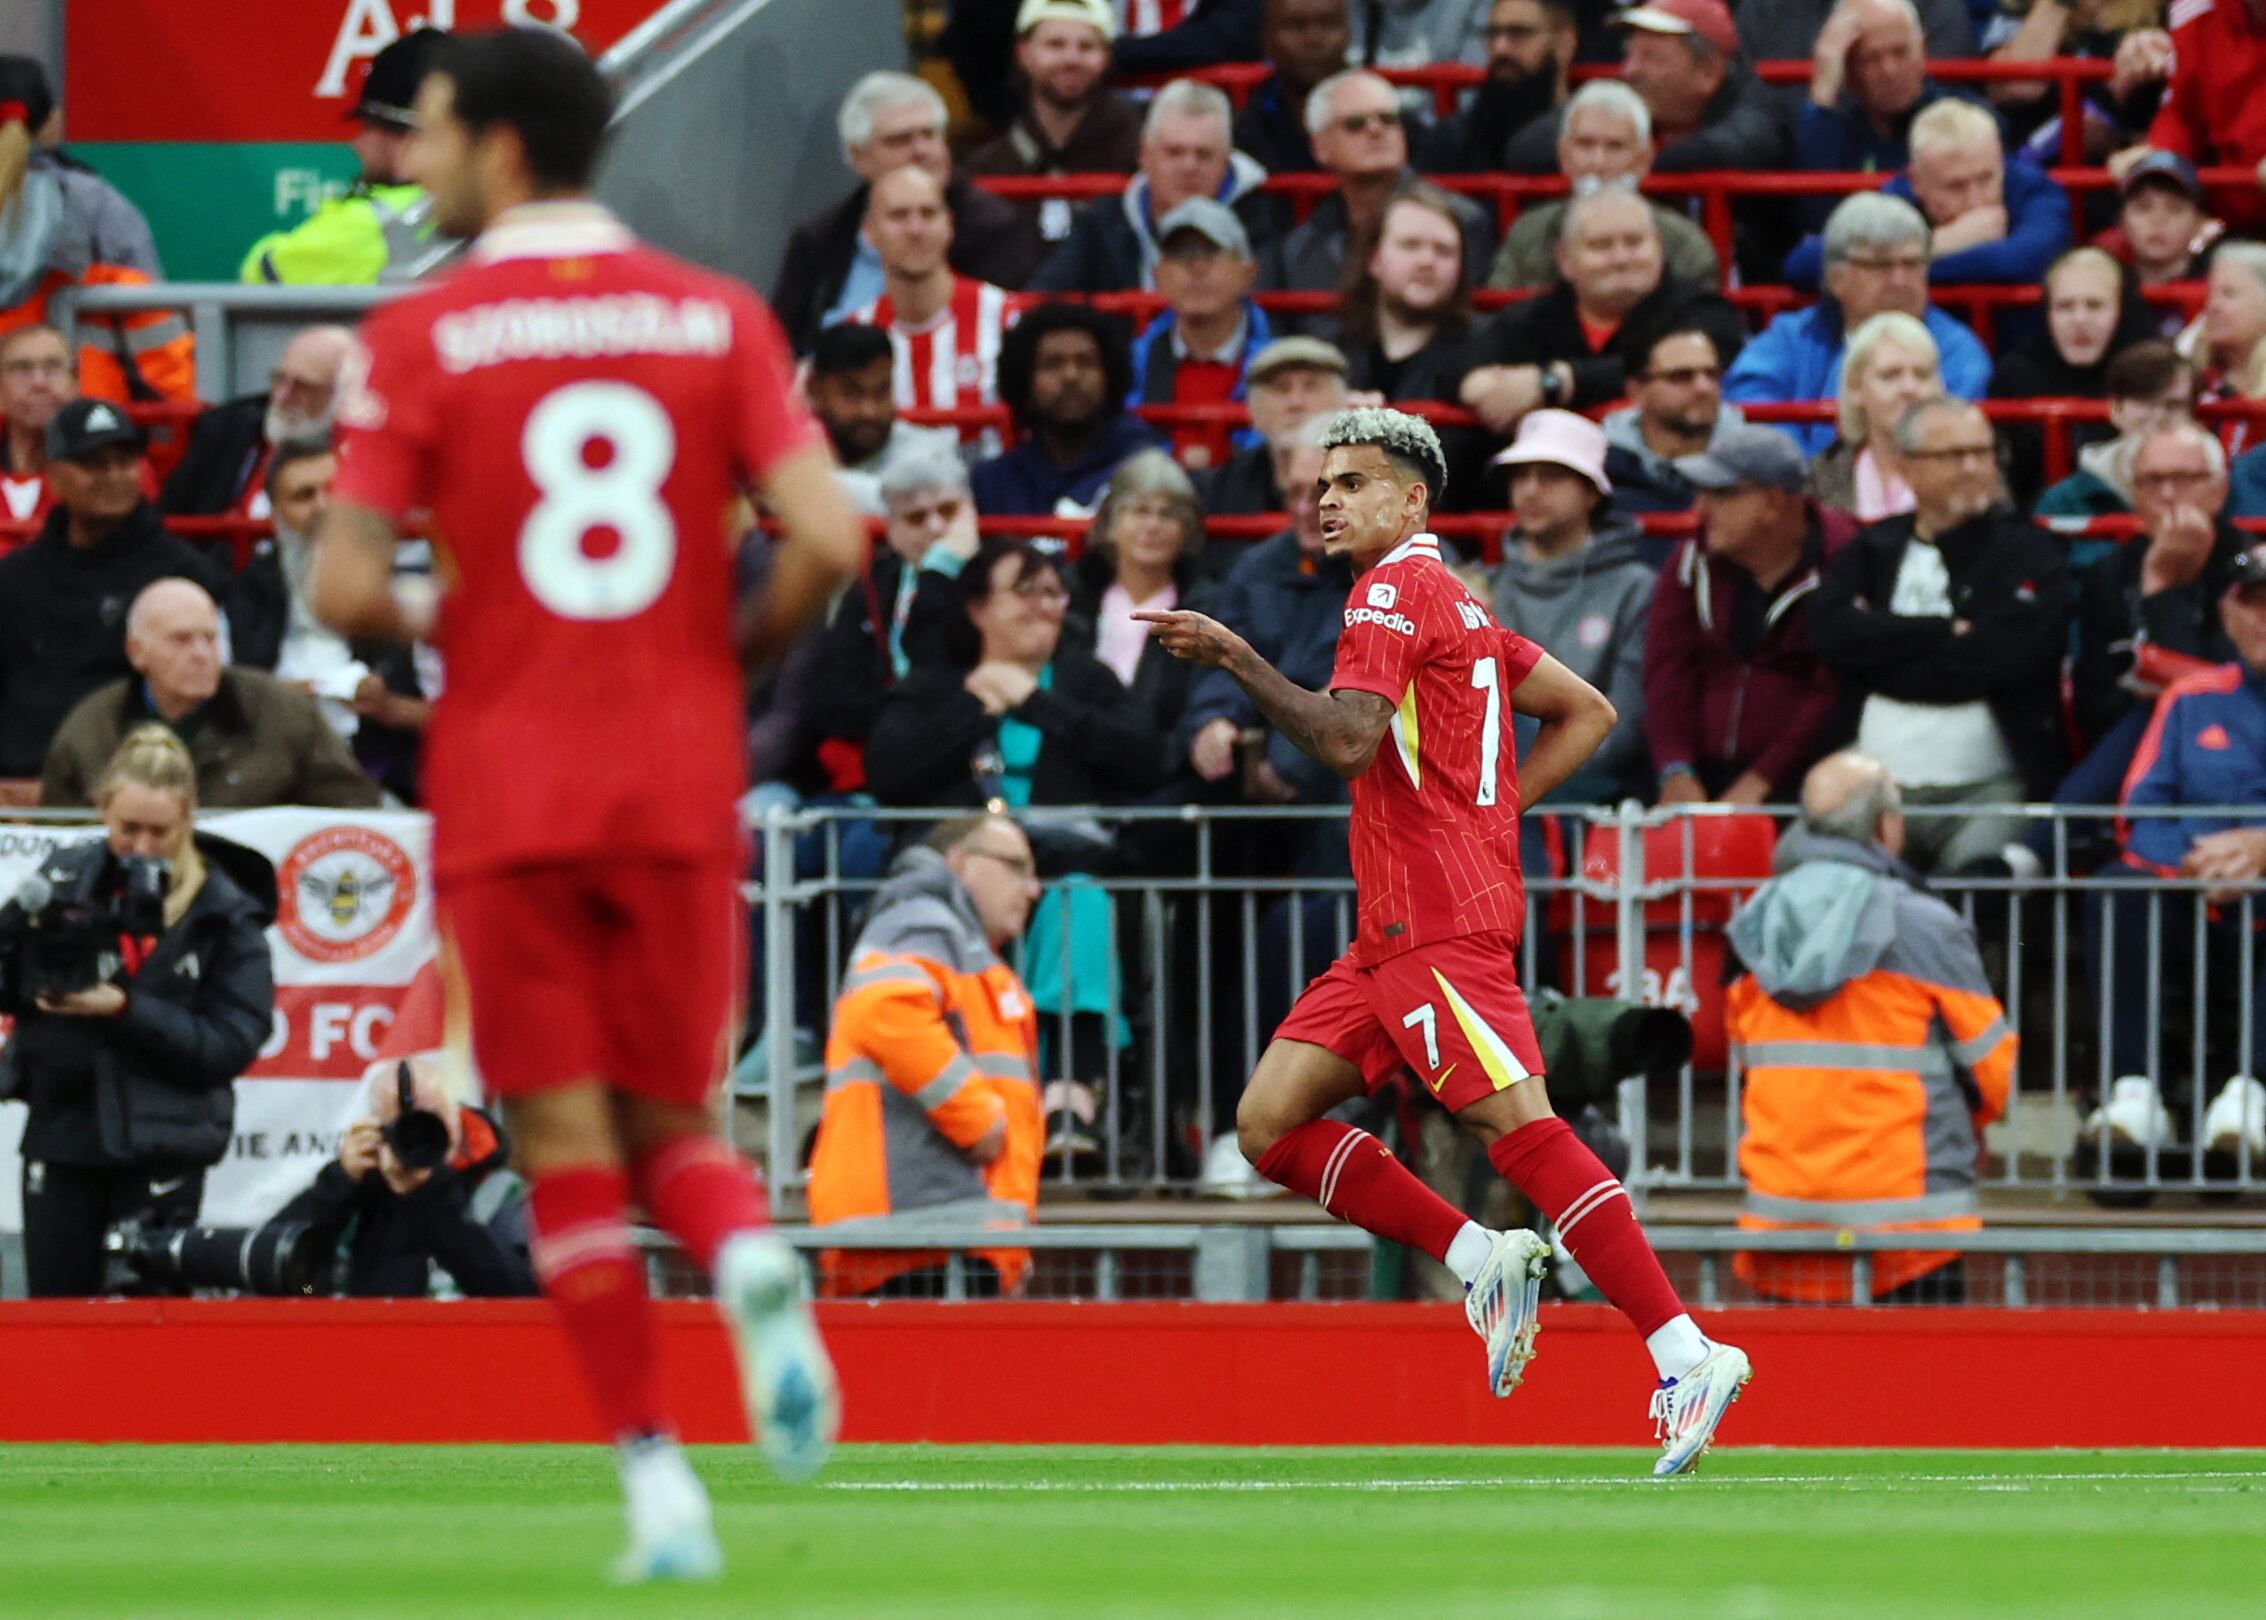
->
<box><xmin>0</xmin><ymin>503</ymin><xmax>226</xmax><ymax>777</ymax></box>
<box><xmin>806</xmin><ymin>552</ymin><xmax>965</xmax><ymax>749</ymax></box>
<box><xmin>1809</xmin><ymin>508</ymin><xmax>2071</xmax><ymax>796</ymax></box>
<box><xmin>771</xmin><ymin>176</ymin><xmax>1042</xmax><ymax>352</ymax></box>
<box><xmin>2071</xmin><ymin>517</ymin><xmax>2249</xmax><ymax>748</ymax></box>
<box><xmin>1342</xmin><ymin>328</ymin><xmax>1470</xmax><ymax>404</ymax></box>
<box><xmin>863</xmin><ymin>645</ymin><xmax>1173</xmax><ymax>811</ymax></box>
<box><xmin>1504</xmin><ymin>66</ymin><xmax>1790</xmax><ymax>174</ymax></box>
<box><xmin>1190</xmin><ymin>440</ymin><xmax>1281</xmax><ymax>517</ymax></box>
<box><xmin>157</xmin><ymin>394</ymin><xmax>266</xmax><ymax>517</ymax></box>
<box><xmin>2</xmin><ymin>834</ymin><xmax>276</xmax><ymax>1169</ymax></box>
<box><xmin>271</xmin><ymin>1105</ymin><xmax>536</xmax><ymax>1299</ymax></box>
<box><xmin>1448</xmin><ymin>280</ymin><xmax>1706</xmax><ymax>413</ymax></box>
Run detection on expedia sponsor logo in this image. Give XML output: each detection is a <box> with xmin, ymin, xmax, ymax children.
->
<box><xmin>1345</xmin><ymin>605</ymin><xmax>1418</xmax><ymax>635</ymax></box>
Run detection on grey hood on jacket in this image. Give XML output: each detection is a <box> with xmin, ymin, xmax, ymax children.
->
<box><xmin>1600</xmin><ymin>402</ymin><xmax>1747</xmax><ymax>485</ymax></box>
<box><xmin>1726</xmin><ymin>827</ymin><xmax>1925</xmax><ymax>1010</ymax></box>
<box><xmin>1122</xmin><ymin>150</ymin><xmax>1270</xmax><ymax>290</ymax></box>
<box><xmin>854</xmin><ymin>845</ymin><xmax>1000</xmax><ymax>975</ymax></box>
<box><xmin>1491</xmin><ymin>515</ymin><xmax>1656</xmax><ymax>800</ymax></box>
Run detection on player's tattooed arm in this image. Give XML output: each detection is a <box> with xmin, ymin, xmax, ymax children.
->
<box><xmin>1136</xmin><ymin>610</ymin><xmax>1393</xmax><ymax>779</ymax></box>
<box><xmin>309</xmin><ymin>501</ymin><xmax>429</xmax><ymax>644</ymax></box>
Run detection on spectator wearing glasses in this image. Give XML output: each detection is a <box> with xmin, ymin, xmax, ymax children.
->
<box><xmin>1810</xmin><ymin>398</ymin><xmax>2069</xmax><ymax>874</ymax></box>
<box><xmin>1431</xmin><ymin>0</ymin><xmax>1580</xmax><ymax>174</ymax></box>
<box><xmin>1231</xmin><ymin>0</ymin><xmax>1353</xmax><ymax>177</ymax></box>
<box><xmin>1600</xmin><ymin>301</ymin><xmax>1748</xmax><ymax>519</ymax></box>
<box><xmin>1487</xmin><ymin>79</ymin><xmax>1721</xmax><ymax>294</ymax></box>
<box><xmin>1332</xmin><ymin>183</ymin><xmax>1475</xmax><ymax>404</ymax></box>
<box><xmin>1725</xmin><ymin>192</ymin><xmax>1991</xmax><ymax>456</ymax></box>
<box><xmin>2041</xmin><ymin>338</ymin><xmax>2200</xmax><ymax>522</ymax></box>
<box><xmin>1190</xmin><ymin>335</ymin><xmax>1351</xmax><ymax>515</ymax></box>
<box><xmin>159</xmin><ymin>324</ymin><xmax>354</xmax><ymax>521</ymax></box>
<box><xmin>1810</xmin><ymin>311</ymin><xmax>1944</xmax><ymax>524</ymax></box>
<box><xmin>0</xmin><ymin>323</ymin><xmax>73</xmax><ymax>527</ymax></box>
<box><xmin>1064</xmin><ymin>450</ymin><xmax>1218</xmax><ymax>741</ymax></box>
<box><xmin>1264</xmin><ymin>69</ymin><xmax>1494</xmax><ymax>298</ymax></box>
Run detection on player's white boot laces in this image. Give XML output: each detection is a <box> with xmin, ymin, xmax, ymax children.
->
<box><xmin>611</xmin><ymin>1435</ymin><xmax>721</xmax><ymax>1584</ymax></box>
<box><xmin>1648</xmin><ymin>1341</ymin><xmax>1753</xmax><ymax>1477</ymax></box>
<box><xmin>1463</xmin><ymin>1228</ymin><xmax>1550</xmax><ymax>1396</ymax></box>
<box><xmin>716</xmin><ymin>1232</ymin><xmax>841</xmax><ymax>1483</ymax></box>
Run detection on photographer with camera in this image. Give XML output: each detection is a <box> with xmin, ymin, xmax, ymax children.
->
<box><xmin>1</xmin><ymin>725</ymin><xmax>276</xmax><ymax>1296</ymax></box>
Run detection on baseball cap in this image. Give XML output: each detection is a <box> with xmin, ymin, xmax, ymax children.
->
<box><xmin>2120</xmin><ymin>150</ymin><xmax>2203</xmax><ymax>205</ymax></box>
<box><xmin>1616</xmin><ymin>0</ymin><xmax>1740</xmax><ymax>60</ymax></box>
<box><xmin>1673</xmin><ymin>422</ymin><xmax>1809</xmax><ymax>494</ymax></box>
<box><xmin>1247</xmin><ymin>335</ymin><xmax>1350</xmax><ymax>386</ymax></box>
<box><xmin>349</xmin><ymin>27</ymin><xmax>448</xmax><ymax>129</ymax></box>
<box><xmin>46</xmin><ymin>398</ymin><xmax>146</xmax><ymax>463</ymax></box>
<box><xmin>1490</xmin><ymin>409</ymin><xmax>1613</xmax><ymax>497</ymax></box>
<box><xmin>2228</xmin><ymin>543</ymin><xmax>2266</xmax><ymax>598</ymax></box>
<box><xmin>1157</xmin><ymin>197</ymin><xmax>1253</xmax><ymax>260</ymax></box>
<box><xmin>1015</xmin><ymin>0</ymin><xmax>1117</xmax><ymax>39</ymax></box>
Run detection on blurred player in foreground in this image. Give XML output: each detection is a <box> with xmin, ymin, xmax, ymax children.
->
<box><xmin>1140</xmin><ymin>407</ymin><xmax>1751</xmax><ymax>1476</ymax></box>
<box><xmin>309</xmin><ymin>28</ymin><xmax>864</xmax><ymax>1580</ymax></box>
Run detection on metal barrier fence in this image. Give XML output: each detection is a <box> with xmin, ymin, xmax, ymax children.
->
<box><xmin>749</xmin><ymin>800</ymin><xmax>2266</xmax><ymax>1204</ymax></box>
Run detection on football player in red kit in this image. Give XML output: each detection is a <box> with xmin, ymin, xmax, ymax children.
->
<box><xmin>308</xmin><ymin>29</ymin><xmax>865</xmax><ymax>1579</ymax></box>
<box><xmin>1140</xmin><ymin>407</ymin><xmax>1751</xmax><ymax>1476</ymax></box>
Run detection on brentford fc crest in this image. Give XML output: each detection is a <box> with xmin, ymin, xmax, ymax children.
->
<box><xmin>278</xmin><ymin>826</ymin><xmax>417</xmax><ymax>964</ymax></box>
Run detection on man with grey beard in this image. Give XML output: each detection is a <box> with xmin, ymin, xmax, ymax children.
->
<box><xmin>159</xmin><ymin>324</ymin><xmax>354</xmax><ymax>519</ymax></box>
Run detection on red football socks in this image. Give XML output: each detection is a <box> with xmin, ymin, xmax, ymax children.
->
<box><xmin>1488</xmin><ymin>1116</ymin><xmax>1686</xmax><ymax>1339</ymax></box>
<box><xmin>630</xmin><ymin>1134</ymin><xmax>769</xmax><ymax>1274</ymax></box>
<box><xmin>1256</xmin><ymin>1120</ymin><xmax>1468</xmax><ymax>1262</ymax></box>
<box><xmin>528</xmin><ymin>1165</ymin><xmax>665</xmax><ymax>1443</ymax></box>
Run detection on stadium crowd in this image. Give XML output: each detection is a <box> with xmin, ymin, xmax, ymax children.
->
<box><xmin>10</xmin><ymin>0</ymin><xmax>2266</xmax><ymax>1278</ymax></box>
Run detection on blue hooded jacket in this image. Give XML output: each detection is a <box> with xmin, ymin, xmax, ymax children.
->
<box><xmin>1722</xmin><ymin>301</ymin><xmax>1993</xmax><ymax>455</ymax></box>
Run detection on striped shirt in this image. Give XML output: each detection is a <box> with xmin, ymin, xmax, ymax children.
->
<box><xmin>847</xmin><ymin>277</ymin><xmax>1021</xmax><ymax>430</ymax></box>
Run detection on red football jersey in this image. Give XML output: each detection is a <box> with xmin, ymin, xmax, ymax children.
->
<box><xmin>1328</xmin><ymin>533</ymin><xmax>1544</xmax><ymax>966</ymax></box>
<box><xmin>844</xmin><ymin>275</ymin><xmax>1019</xmax><ymax>421</ymax></box>
<box><xmin>332</xmin><ymin>203</ymin><xmax>823</xmax><ymax>879</ymax></box>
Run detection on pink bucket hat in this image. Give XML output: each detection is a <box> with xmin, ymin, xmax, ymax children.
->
<box><xmin>1490</xmin><ymin>408</ymin><xmax>1613</xmax><ymax>497</ymax></box>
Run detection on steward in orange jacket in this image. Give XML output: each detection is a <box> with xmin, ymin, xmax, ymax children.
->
<box><xmin>807</xmin><ymin>819</ymin><xmax>1044</xmax><ymax>1296</ymax></box>
<box><xmin>1725</xmin><ymin>761</ymin><xmax>2015</xmax><ymax>1302</ymax></box>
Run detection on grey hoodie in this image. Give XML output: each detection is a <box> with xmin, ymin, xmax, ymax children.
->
<box><xmin>1491</xmin><ymin>515</ymin><xmax>1655</xmax><ymax>804</ymax></box>
<box><xmin>1725</xmin><ymin>828</ymin><xmax>1919</xmax><ymax>1011</ymax></box>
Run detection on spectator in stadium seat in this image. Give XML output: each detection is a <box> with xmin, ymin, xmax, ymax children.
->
<box><xmin>1989</xmin><ymin>246</ymin><xmax>2159</xmax><ymax>504</ymax></box>
<box><xmin>1190</xmin><ymin>334</ymin><xmax>1351</xmax><ymax>514</ymax></box>
<box><xmin>1798</xmin><ymin>0</ymin><xmax>1979</xmax><ymax>199</ymax></box>
<box><xmin>1783</xmin><ymin>99</ymin><xmax>2072</xmax><ymax>290</ymax></box>
<box><xmin>238</xmin><ymin>29</ymin><xmax>443</xmax><ymax>285</ymax></box>
<box><xmin>1111</xmin><ymin>0</ymin><xmax>1268</xmax><ymax>74</ymax></box>
<box><xmin>2128</xmin><ymin>0</ymin><xmax>2266</xmax><ymax>237</ymax></box>
<box><xmin>1503</xmin><ymin>0</ymin><xmax>1788</xmax><ymax>176</ymax></box>
<box><xmin>1181</xmin><ymin>421</ymin><xmax>1355</xmax><ymax>805</ymax></box>
<box><xmin>1600</xmin><ymin>300</ymin><xmax>1749</xmax><ymax>519</ymax></box>
<box><xmin>1488</xmin><ymin>410</ymin><xmax>1657</xmax><ymax>804</ymax></box>
<box><xmin>1231</xmin><ymin>0</ymin><xmax>1353</xmax><ymax>176</ymax></box>
<box><xmin>2097</xmin><ymin>151</ymin><xmax>2223</xmax><ymax>293</ymax></box>
<box><xmin>1454</xmin><ymin>187</ymin><xmax>1699</xmax><ymax>440</ymax></box>
<box><xmin>1648</xmin><ymin>424</ymin><xmax>1855</xmax><ymax>804</ymax></box>
<box><xmin>0</xmin><ymin>58</ymin><xmax>193</xmax><ymax>405</ymax></box>
<box><xmin>1725</xmin><ymin>193</ymin><xmax>1992</xmax><ymax>456</ymax></box>
<box><xmin>807</xmin><ymin>812</ymin><xmax>1045</xmax><ymax>1298</ymax></box>
<box><xmin>225</xmin><ymin>439</ymin><xmax>367</xmax><ymax>739</ymax></box>
<box><xmin>42</xmin><ymin>578</ymin><xmax>382</xmax><ymax>811</ymax></box>
<box><xmin>1130</xmin><ymin>199</ymin><xmax>1271</xmax><ymax>467</ymax></box>
<box><xmin>1736</xmin><ymin>0</ymin><xmax>1974</xmax><ymax>68</ymax></box>
<box><xmin>1429</xmin><ymin>0</ymin><xmax>1579</xmax><ymax>173</ymax></box>
<box><xmin>1063</xmin><ymin>450</ymin><xmax>1218</xmax><ymax>739</ymax></box>
<box><xmin>772</xmin><ymin>72</ymin><xmax>1041</xmax><ymax>351</ymax></box>
<box><xmin>1727</xmin><ymin>749</ymin><xmax>2012</xmax><ymax>1305</ymax></box>
<box><xmin>963</xmin><ymin>1</ymin><xmax>1144</xmax><ymax>249</ymax></box>
<box><xmin>863</xmin><ymin>539</ymin><xmax>1172</xmax><ymax>811</ymax></box>
<box><xmin>158</xmin><ymin>324</ymin><xmax>353</xmax><ymax>520</ymax></box>
<box><xmin>2178</xmin><ymin>242</ymin><xmax>2266</xmax><ymax>442</ymax></box>
<box><xmin>1355</xmin><ymin>0</ymin><xmax>1512</xmax><ymax>67</ymax></box>
<box><xmin>1030</xmin><ymin>80</ymin><xmax>1280</xmax><ymax>295</ymax></box>
<box><xmin>808</xmin><ymin>445</ymin><xmax>981</xmax><ymax>785</ymax></box>
<box><xmin>1983</xmin><ymin>0</ymin><xmax>2168</xmax><ymax>145</ymax></box>
<box><xmin>1810</xmin><ymin>311</ymin><xmax>1944</xmax><ymax>522</ymax></box>
<box><xmin>2039</xmin><ymin>337</ymin><xmax>2199</xmax><ymax>520</ymax></box>
<box><xmin>1333</xmin><ymin>183</ymin><xmax>1475</xmax><ymax>403</ymax></box>
<box><xmin>2070</xmin><ymin>420</ymin><xmax>2248</xmax><ymax>752</ymax></box>
<box><xmin>1487</xmin><ymin>81</ymin><xmax>1720</xmax><ymax>293</ymax></box>
<box><xmin>1810</xmin><ymin>397</ymin><xmax>2069</xmax><ymax>873</ymax></box>
<box><xmin>2080</xmin><ymin>552</ymin><xmax>2266</xmax><ymax>1164</ymax></box>
<box><xmin>1263</xmin><ymin>69</ymin><xmax>1495</xmax><ymax>297</ymax></box>
<box><xmin>970</xmin><ymin>303</ymin><xmax>1163</xmax><ymax>515</ymax></box>
<box><xmin>0</xmin><ymin>399</ymin><xmax>221</xmax><ymax>781</ymax></box>
<box><xmin>804</xmin><ymin>323</ymin><xmax>961</xmax><ymax>518</ymax></box>
<box><xmin>0</xmin><ymin>323</ymin><xmax>73</xmax><ymax>527</ymax></box>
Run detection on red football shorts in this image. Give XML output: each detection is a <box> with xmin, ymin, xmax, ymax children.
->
<box><xmin>437</xmin><ymin>857</ymin><xmax>744</xmax><ymax>1106</ymax></box>
<box><xmin>1273</xmin><ymin>931</ymin><xmax>1546</xmax><ymax>1112</ymax></box>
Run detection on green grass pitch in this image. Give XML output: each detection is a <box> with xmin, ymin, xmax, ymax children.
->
<box><xmin>2</xmin><ymin>1445</ymin><xmax>2261</xmax><ymax>1618</ymax></box>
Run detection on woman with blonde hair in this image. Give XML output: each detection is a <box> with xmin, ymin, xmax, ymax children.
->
<box><xmin>2177</xmin><ymin>241</ymin><xmax>2266</xmax><ymax>455</ymax></box>
<box><xmin>1</xmin><ymin>724</ymin><xmax>277</xmax><ymax>1296</ymax></box>
<box><xmin>1810</xmin><ymin>311</ymin><xmax>1945</xmax><ymax>520</ymax></box>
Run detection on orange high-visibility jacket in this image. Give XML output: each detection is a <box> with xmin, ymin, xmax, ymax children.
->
<box><xmin>1725</xmin><ymin>829</ymin><xmax>2015</xmax><ymax>1301</ymax></box>
<box><xmin>0</xmin><ymin>265</ymin><xmax>196</xmax><ymax>405</ymax></box>
<box><xmin>807</xmin><ymin>847</ymin><xmax>1042</xmax><ymax>1296</ymax></box>
<box><xmin>3</xmin><ymin>158</ymin><xmax>195</xmax><ymax>404</ymax></box>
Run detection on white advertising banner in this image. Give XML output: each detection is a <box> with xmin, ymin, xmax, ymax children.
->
<box><xmin>0</xmin><ymin>809</ymin><xmax>436</xmax><ymax>1230</ymax></box>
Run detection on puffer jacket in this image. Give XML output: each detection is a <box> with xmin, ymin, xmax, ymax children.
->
<box><xmin>807</xmin><ymin>847</ymin><xmax>1043</xmax><ymax>1296</ymax></box>
<box><xmin>1725</xmin><ymin>828</ymin><xmax>2015</xmax><ymax>1300</ymax></box>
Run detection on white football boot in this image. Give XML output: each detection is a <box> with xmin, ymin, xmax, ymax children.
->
<box><xmin>2204</xmin><ymin>1075</ymin><xmax>2266</xmax><ymax>1161</ymax></box>
<box><xmin>715</xmin><ymin>1232</ymin><xmax>841</xmax><ymax>1483</ymax></box>
<box><xmin>1463</xmin><ymin>1228</ymin><xmax>1550</xmax><ymax>1397</ymax></box>
<box><xmin>1649</xmin><ymin>1341</ymin><xmax>1754</xmax><ymax>1478</ymax></box>
<box><xmin>611</xmin><ymin>1435</ymin><xmax>722</xmax><ymax>1584</ymax></box>
<box><xmin>2081</xmin><ymin>1076</ymin><xmax>2176</xmax><ymax>1153</ymax></box>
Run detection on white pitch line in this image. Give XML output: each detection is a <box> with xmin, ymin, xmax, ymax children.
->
<box><xmin>825</xmin><ymin>1469</ymin><xmax>2266</xmax><ymax>1494</ymax></box>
